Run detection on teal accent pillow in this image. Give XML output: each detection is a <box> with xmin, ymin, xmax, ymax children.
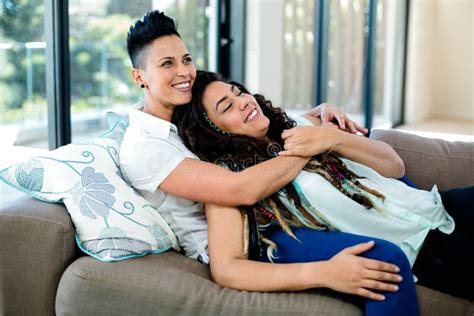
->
<box><xmin>0</xmin><ymin>119</ymin><xmax>178</xmax><ymax>261</ymax></box>
<box><xmin>106</xmin><ymin>110</ymin><xmax>129</xmax><ymax>128</ymax></box>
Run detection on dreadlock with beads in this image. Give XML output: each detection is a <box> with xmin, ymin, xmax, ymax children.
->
<box><xmin>172</xmin><ymin>71</ymin><xmax>385</xmax><ymax>261</ymax></box>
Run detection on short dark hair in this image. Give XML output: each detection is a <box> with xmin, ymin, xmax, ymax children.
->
<box><xmin>126</xmin><ymin>10</ymin><xmax>180</xmax><ymax>68</ymax></box>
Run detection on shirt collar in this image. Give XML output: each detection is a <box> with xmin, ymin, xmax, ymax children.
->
<box><xmin>128</xmin><ymin>102</ymin><xmax>178</xmax><ymax>139</ymax></box>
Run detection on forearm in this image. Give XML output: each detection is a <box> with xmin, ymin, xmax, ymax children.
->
<box><xmin>160</xmin><ymin>157</ymin><xmax>308</xmax><ymax>207</ymax></box>
<box><xmin>212</xmin><ymin>258</ymin><xmax>327</xmax><ymax>292</ymax></box>
<box><xmin>206</xmin><ymin>203</ymin><xmax>328</xmax><ymax>292</ymax></box>
<box><xmin>237</xmin><ymin>156</ymin><xmax>309</xmax><ymax>205</ymax></box>
<box><xmin>334</xmin><ymin>131</ymin><xmax>405</xmax><ymax>178</ymax></box>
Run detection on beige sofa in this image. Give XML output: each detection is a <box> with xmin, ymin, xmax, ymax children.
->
<box><xmin>1</xmin><ymin>129</ymin><xmax>473</xmax><ymax>315</ymax></box>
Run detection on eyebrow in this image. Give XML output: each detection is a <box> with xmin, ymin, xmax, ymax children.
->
<box><xmin>158</xmin><ymin>53</ymin><xmax>191</xmax><ymax>63</ymax></box>
<box><xmin>215</xmin><ymin>85</ymin><xmax>235</xmax><ymax>112</ymax></box>
<box><xmin>158</xmin><ymin>56</ymin><xmax>173</xmax><ymax>62</ymax></box>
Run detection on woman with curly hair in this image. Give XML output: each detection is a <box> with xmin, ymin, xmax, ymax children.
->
<box><xmin>172</xmin><ymin>71</ymin><xmax>474</xmax><ymax>315</ymax></box>
<box><xmin>120</xmin><ymin>9</ymin><xmax>371</xmax><ymax>266</ymax></box>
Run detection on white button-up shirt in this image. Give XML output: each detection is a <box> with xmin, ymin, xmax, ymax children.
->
<box><xmin>120</xmin><ymin>105</ymin><xmax>209</xmax><ymax>264</ymax></box>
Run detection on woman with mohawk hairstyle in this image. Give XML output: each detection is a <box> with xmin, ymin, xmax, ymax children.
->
<box><xmin>172</xmin><ymin>70</ymin><xmax>474</xmax><ymax>315</ymax></box>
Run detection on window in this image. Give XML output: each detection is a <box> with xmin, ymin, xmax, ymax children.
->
<box><xmin>0</xmin><ymin>1</ymin><xmax>218</xmax><ymax>148</ymax></box>
<box><xmin>282</xmin><ymin>0</ymin><xmax>315</xmax><ymax>111</ymax></box>
<box><xmin>282</xmin><ymin>0</ymin><xmax>408</xmax><ymax>130</ymax></box>
<box><xmin>1</xmin><ymin>0</ymin><xmax>408</xmax><ymax>149</ymax></box>
<box><xmin>0</xmin><ymin>0</ymin><xmax>48</xmax><ymax>148</ymax></box>
<box><xmin>318</xmin><ymin>0</ymin><xmax>408</xmax><ymax>129</ymax></box>
<box><xmin>324</xmin><ymin>0</ymin><xmax>366</xmax><ymax>119</ymax></box>
<box><xmin>373</xmin><ymin>0</ymin><xmax>407</xmax><ymax>128</ymax></box>
<box><xmin>68</xmin><ymin>0</ymin><xmax>214</xmax><ymax>143</ymax></box>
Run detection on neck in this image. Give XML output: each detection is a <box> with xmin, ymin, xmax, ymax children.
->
<box><xmin>142</xmin><ymin>98</ymin><xmax>174</xmax><ymax>122</ymax></box>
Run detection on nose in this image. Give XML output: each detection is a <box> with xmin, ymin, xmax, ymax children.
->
<box><xmin>239</xmin><ymin>96</ymin><xmax>250</xmax><ymax>111</ymax></box>
<box><xmin>176</xmin><ymin>62</ymin><xmax>190</xmax><ymax>77</ymax></box>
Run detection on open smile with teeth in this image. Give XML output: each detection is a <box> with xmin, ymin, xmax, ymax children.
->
<box><xmin>172</xmin><ymin>81</ymin><xmax>191</xmax><ymax>90</ymax></box>
<box><xmin>245</xmin><ymin>109</ymin><xmax>258</xmax><ymax>123</ymax></box>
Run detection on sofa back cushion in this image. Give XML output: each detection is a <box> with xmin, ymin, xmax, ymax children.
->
<box><xmin>370</xmin><ymin>129</ymin><xmax>474</xmax><ymax>191</ymax></box>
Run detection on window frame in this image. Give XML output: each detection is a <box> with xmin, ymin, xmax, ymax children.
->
<box><xmin>45</xmin><ymin>0</ymin><xmax>71</xmax><ymax>149</ymax></box>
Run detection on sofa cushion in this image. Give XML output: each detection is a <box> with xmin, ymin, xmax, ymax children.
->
<box><xmin>370</xmin><ymin>129</ymin><xmax>474</xmax><ymax>191</ymax></box>
<box><xmin>416</xmin><ymin>286</ymin><xmax>474</xmax><ymax>315</ymax></box>
<box><xmin>0</xmin><ymin>196</ymin><xmax>76</xmax><ymax>315</ymax></box>
<box><xmin>56</xmin><ymin>253</ymin><xmax>363</xmax><ymax>315</ymax></box>
<box><xmin>56</xmin><ymin>253</ymin><xmax>473</xmax><ymax>315</ymax></box>
<box><xmin>0</xmin><ymin>120</ymin><xmax>178</xmax><ymax>261</ymax></box>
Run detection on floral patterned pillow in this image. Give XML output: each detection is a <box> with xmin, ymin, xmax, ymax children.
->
<box><xmin>0</xmin><ymin>120</ymin><xmax>178</xmax><ymax>261</ymax></box>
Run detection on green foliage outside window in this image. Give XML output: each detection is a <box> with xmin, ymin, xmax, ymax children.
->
<box><xmin>0</xmin><ymin>0</ymin><xmax>209</xmax><ymax>126</ymax></box>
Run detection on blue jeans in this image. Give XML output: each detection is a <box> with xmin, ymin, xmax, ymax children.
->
<box><xmin>258</xmin><ymin>227</ymin><xmax>419</xmax><ymax>316</ymax></box>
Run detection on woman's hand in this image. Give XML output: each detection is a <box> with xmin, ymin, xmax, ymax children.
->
<box><xmin>319</xmin><ymin>241</ymin><xmax>402</xmax><ymax>301</ymax></box>
<box><xmin>279</xmin><ymin>126</ymin><xmax>341</xmax><ymax>157</ymax></box>
<box><xmin>305</xmin><ymin>103</ymin><xmax>368</xmax><ymax>134</ymax></box>
<box><xmin>279</xmin><ymin>123</ymin><xmax>405</xmax><ymax>178</ymax></box>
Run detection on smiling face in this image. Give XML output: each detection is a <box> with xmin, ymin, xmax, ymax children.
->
<box><xmin>201</xmin><ymin>81</ymin><xmax>270</xmax><ymax>138</ymax></box>
<box><xmin>136</xmin><ymin>35</ymin><xmax>196</xmax><ymax>111</ymax></box>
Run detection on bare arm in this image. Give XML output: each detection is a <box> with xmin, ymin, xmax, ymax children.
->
<box><xmin>160</xmin><ymin>156</ymin><xmax>309</xmax><ymax>206</ymax></box>
<box><xmin>280</xmin><ymin>126</ymin><xmax>405</xmax><ymax>178</ymax></box>
<box><xmin>160</xmin><ymin>104</ymin><xmax>369</xmax><ymax>205</ymax></box>
<box><xmin>205</xmin><ymin>203</ymin><xmax>401</xmax><ymax>299</ymax></box>
<box><xmin>333</xmin><ymin>130</ymin><xmax>405</xmax><ymax>178</ymax></box>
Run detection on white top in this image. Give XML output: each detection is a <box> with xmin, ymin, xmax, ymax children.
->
<box><xmin>291</xmin><ymin>116</ymin><xmax>455</xmax><ymax>266</ymax></box>
<box><xmin>119</xmin><ymin>104</ymin><xmax>209</xmax><ymax>264</ymax></box>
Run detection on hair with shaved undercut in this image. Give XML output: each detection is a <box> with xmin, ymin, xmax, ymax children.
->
<box><xmin>126</xmin><ymin>10</ymin><xmax>180</xmax><ymax>69</ymax></box>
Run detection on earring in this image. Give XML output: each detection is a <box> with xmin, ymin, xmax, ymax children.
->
<box><xmin>202</xmin><ymin>111</ymin><xmax>230</xmax><ymax>136</ymax></box>
<box><xmin>140</xmin><ymin>84</ymin><xmax>145</xmax><ymax>89</ymax></box>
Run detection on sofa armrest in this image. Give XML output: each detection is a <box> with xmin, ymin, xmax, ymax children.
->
<box><xmin>0</xmin><ymin>195</ymin><xmax>76</xmax><ymax>315</ymax></box>
<box><xmin>370</xmin><ymin>129</ymin><xmax>474</xmax><ymax>191</ymax></box>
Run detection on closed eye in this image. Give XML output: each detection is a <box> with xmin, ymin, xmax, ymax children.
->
<box><xmin>223</xmin><ymin>103</ymin><xmax>232</xmax><ymax>113</ymax></box>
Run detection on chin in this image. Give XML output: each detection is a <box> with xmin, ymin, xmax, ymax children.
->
<box><xmin>174</xmin><ymin>96</ymin><xmax>192</xmax><ymax>105</ymax></box>
<box><xmin>254</xmin><ymin>126</ymin><xmax>270</xmax><ymax>138</ymax></box>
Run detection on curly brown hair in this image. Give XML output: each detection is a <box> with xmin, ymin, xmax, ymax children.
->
<box><xmin>172</xmin><ymin>70</ymin><xmax>295</xmax><ymax>170</ymax></box>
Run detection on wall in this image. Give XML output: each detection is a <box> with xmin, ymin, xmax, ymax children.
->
<box><xmin>405</xmin><ymin>0</ymin><xmax>473</xmax><ymax>123</ymax></box>
<box><xmin>432</xmin><ymin>0</ymin><xmax>473</xmax><ymax>120</ymax></box>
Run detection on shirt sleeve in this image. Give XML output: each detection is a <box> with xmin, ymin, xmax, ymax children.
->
<box><xmin>121</xmin><ymin>134</ymin><xmax>196</xmax><ymax>193</ymax></box>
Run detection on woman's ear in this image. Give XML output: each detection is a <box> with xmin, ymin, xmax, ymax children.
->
<box><xmin>132</xmin><ymin>68</ymin><xmax>145</xmax><ymax>88</ymax></box>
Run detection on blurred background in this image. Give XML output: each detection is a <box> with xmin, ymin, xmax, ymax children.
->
<box><xmin>0</xmin><ymin>0</ymin><xmax>472</xmax><ymax>150</ymax></box>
